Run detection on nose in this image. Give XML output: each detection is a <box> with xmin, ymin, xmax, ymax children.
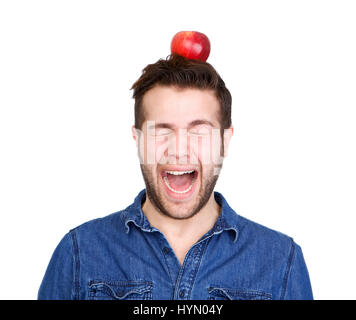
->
<box><xmin>166</xmin><ymin>128</ymin><xmax>190</xmax><ymax>165</ymax></box>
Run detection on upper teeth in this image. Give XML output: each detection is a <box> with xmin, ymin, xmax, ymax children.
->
<box><xmin>165</xmin><ymin>170</ymin><xmax>195</xmax><ymax>175</ymax></box>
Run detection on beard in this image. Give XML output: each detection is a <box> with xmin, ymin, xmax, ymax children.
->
<box><xmin>140</xmin><ymin>164</ymin><xmax>219</xmax><ymax>220</ymax></box>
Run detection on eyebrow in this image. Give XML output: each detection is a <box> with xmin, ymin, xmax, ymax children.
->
<box><xmin>148</xmin><ymin>119</ymin><xmax>216</xmax><ymax>130</ymax></box>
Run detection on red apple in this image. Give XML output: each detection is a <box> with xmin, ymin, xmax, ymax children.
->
<box><xmin>171</xmin><ymin>31</ymin><xmax>211</xmax><ymax>62</ymax></box>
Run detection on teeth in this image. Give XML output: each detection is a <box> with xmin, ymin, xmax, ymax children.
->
<box><xmin>165</xmin><ymin>170</ymin><xmax>195</xmax><ymax>175</ymax></box>
<box><xmin>163</xmin><ymin>176</ymin><xmax>195</xmax><ymax>194</ymax></box>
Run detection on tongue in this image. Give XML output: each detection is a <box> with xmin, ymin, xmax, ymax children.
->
<box><xmin>166</xmin><ymin>173</ymin><xmax>194</xmax><ymax>191</ymax></box>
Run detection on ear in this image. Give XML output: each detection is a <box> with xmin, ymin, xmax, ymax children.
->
<box><xmin>223</xmin><ymin>125</ymin><xmax>234</xmax><ymax>157</ymax></box>
<box><xmin>132</xmin><ymin>125</ymin><xmax>139</xmax><ymax>148</ymax></box>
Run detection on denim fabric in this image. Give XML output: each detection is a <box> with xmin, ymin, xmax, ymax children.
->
<box><xmin>38</xmin><ymin>189</ymin><xmax>313</xmax><ymax>300</ymax></box>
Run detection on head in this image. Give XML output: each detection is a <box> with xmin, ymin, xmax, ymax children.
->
<box><xmin>130</xmin><ymin>53</ymin><xmax>233</xmax><ymax>220</ymax></box>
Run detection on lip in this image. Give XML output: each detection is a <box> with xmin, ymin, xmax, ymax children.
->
<box><xmin>160</xmin><ymin>167</ymin><xmax>199</xmax><ymax>201</ymax></box>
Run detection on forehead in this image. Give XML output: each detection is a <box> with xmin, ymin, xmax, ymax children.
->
<box><xmin>142</xmin><ymin>85</ymin><xmax>220</xmax><ymax>126</ymax></box>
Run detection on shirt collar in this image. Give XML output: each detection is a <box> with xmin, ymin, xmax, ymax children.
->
<box><xmin>121</xmin><ymin>189</ymin><xmax>239</xmax><ymax>242</ymax></box>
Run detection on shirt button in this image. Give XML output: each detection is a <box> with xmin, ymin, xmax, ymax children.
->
<box><xmin>179</xmin><ymin>289</ymin><xmax>185</xmax><ymax>298</ymax></box>
<box><xmin>162</xmin><ymin>247</ymin><xmax>170</xmax><ymax>254</ymax></box>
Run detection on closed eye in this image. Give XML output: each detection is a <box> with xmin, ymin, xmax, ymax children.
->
<box><xmin>188</xmin><ymin>125</ymin><xmax>211</xmax><ymax>136</ymax></box>
<box><xmin>151</xmin><ymin>128</ymin><xmax>174</xmax><ymax>136</ymax></box>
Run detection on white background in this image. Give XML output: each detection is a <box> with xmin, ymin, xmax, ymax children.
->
<box><xmin>0</xmin><ymin>0</ymin><xmax>355</xmax><ymax>300</ymax></box>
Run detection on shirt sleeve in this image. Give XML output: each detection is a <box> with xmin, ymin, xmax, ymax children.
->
<box><xmin>37</xmin><ymin>232</ymin><xmax>76</xmax><ymax>300</ymax></box>
<box><xmin>282</xmin><ymin>241</ymin><xmax>313</xmax><ymax>300</ymax></box>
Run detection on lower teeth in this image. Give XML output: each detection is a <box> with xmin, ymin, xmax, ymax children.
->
<box><xmin>163</xmin><ymin>176</ymin><xmax>195</xmax><ymax>194</ymax></box>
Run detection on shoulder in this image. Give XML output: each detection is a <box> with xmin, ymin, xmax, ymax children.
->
<box><xmin>68</xmin><ymin>208</ymin><xmax>128</xmax><ymax>238</ymax></box>
<box><xmin>234</xmin><ymin>215</ymin><xmax>312</xmax><ymax>300</ymax></box>
<box><xmin>236</xmin><ymin>214</ymin><xmax>296</xmax><ymax>255</ymax></box>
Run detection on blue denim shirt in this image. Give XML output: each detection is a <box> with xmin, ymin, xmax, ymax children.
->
<box><xmin>38</xmin><ymin>189</ymin><xmax>313</xmax><ymax>300</ymax></box>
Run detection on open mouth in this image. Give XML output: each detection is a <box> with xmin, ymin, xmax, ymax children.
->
<box><xmin>160</xmin><ymin>169</ymin><xmax>198</xmax><ymax>195</ymax></box>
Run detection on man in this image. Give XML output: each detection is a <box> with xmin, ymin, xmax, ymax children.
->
<box><xmin>38</xmin><ymin>54</ymin><xmax>313</xmax><ymax>300</ymax></box>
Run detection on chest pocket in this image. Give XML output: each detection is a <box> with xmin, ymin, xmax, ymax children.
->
<box><xmin>208</xmin><ymin>286</ymin><xmax>272</xmax><ymax>300</ymax></box>
<box><xmin>88</xmin><ymin>280</ymin><xmax>153</xmax><ymax>300</ymax></box>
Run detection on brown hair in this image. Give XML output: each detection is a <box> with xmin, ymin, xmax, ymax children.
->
<box><xmin>130</xmin><ymin>53</ymin><xmax>232</xmax><ymax>132</ymax></box>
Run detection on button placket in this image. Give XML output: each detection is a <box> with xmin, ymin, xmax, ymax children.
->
<box><xmin>173</xmin><ymin>239</ymin><xmax>210</xmax><ymax>300</ymax></box>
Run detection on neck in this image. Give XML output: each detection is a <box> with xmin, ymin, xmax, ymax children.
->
<box><xmin>142</xmin><ymin>192</ymin><xmax>221</xmax><ymax>240</ymax></box>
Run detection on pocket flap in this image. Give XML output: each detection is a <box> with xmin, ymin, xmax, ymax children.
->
<box><xmin>208</xmin><ymin>286</ymin><xmax>272</xmax><ymax>300</ymax></box>
<box><xmin>89</xmin><ymin>280</ymin><xmax>153</xmax><ymax>300</ymax></box>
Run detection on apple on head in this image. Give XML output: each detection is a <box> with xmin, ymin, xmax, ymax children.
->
<box><xmin>170</xmin><ymin>31</ymin><xmax>211</xmax><ymax>62</ymax></box>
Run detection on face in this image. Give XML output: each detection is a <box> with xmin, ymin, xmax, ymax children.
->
<box><xmin>132</xmin><ymin>85</ymin><xmax>233</xmax><ymax>220</ymax></box>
